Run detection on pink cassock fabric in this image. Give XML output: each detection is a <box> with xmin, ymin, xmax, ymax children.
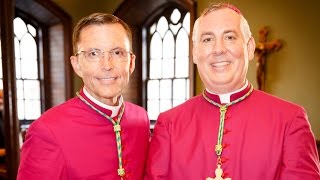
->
<box><xmin>18</xmin><ymin>91</ymin><xmax>150</xmax><ymax>180</ymax></box>
<box><xmin>145</xmin><ymin>84</ymin><xmax>320</xmax><ymax>180</ymax></box>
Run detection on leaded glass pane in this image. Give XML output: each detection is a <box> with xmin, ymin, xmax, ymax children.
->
<box><xmin>15</xmin><ymin>59</ymin><xmax>21</xmax><ymax>79</ymax></box>
<box><xmin>148</xmin><ymin>100</ymin><xmax>159</xmax><ymax>120</ymax></box>
<box><xmin>14</xmin><ymin>37</ymin><xmax>20</xmax><ymax>59</ymax></box>
<box><xmin>14</xmin><ymin>17</ymin><xmax>27</xmax><ymax>40</ymax></box>
<box><xmin>160</xmin><ymin>100</ymin><xmax>171</xmax><ymax>112</ymax></box>
<box><xmin>186</xmin><ymin>79</ymin><xmax>190</xmax><ymax>99</ymax></box>
<box><xmin>150</xmin><ymin>33</ymin><xmax>162</xmax><ymax>59</ymax></box>
<box><xmin>16</xmin><ymin>80</ymin><xmax>24</xmax><ymax>100</ymax></box>
<box><xmin>170</xmin><ymin>9</ymin><xmax>181</xmax><ymax>24</ymax></box>
<box><xmin>149</xmin><ymin>59</ymin><xmax>161</xmax><ymax>79</ymax></box>
<box><xmin>160</xmin><ymin>79</ymin><xmax>172</xmax><ymax>99</ymax></box>
<box><xmin>162</xmin><ymin>58</ymin><xmax>174</xmax><ymax>78</ymax></box>
<box><xmin>162</xmin><ymin>31</ymin><xmax>174</xmax><ymax>78</ymax></box>
<box><xmin>176</xmin><ymin>29</ymin><xmax>189</xmax><ymax>57</ymax></box>
<box><xmin>169</xmin><ymin>23</ymin><xmax>181</xmax><ymax>35</ymax></box>
<box><xmin>24</xmin><ymin>80</ymin><xmax>40</xmax><ymax>100</ymax></box>
<box><xmin>24</xmin><ymin>100</ymin><xmax>41</xmax><ymax>120</ymax></box>
<box><xmin>157</xmin><ymin>16</ymin><xmax>168</xmax><ymax>38</ymax></box>
<box><xmin>183</xmin><ymin>13</ymin><xmax>190</xmax><ymax>34</ymax></box>
<box><xmin>147</xmin><ymin>80</ymin><xmax>159</xmax><ymax>100</ymax></box>
<box><xmin>173</xmin><ymin>79</ymin><xmax>186</xmax><ymax>100</ymax></box>
<box><xmin>163</xmin><ymin>31</ymin><xmax>174</xmax><ymax>58</ymax></box>
<box><xmin>150</xmin><ymin>23</ymin><xmax>156</xmax><ymax>35</ymax></box>
<box><xmin>175</xmin><ymin>57</ymin><xmax>188</xmax><ymax>78</ymax></box>
<box><xmin>17</xmin><ymin>100</ymin><xmax>25</xmax><ymax>120</ymax></box>
<box><xmin>21</xmin><ymin>59</ymin><xmax>38</xmax><ymax>79</ymax></box>
<box><xmin>27</xmin><ymin>24</ymin><xmax>36</xmax><ymax>37</ymax></box>
<box><xmin>21</xmin><ymin>33</ymin><xmax>37</xmax><ymax>59</ymax></box>
<box><xmin>173</xmin><ymin>99</ymin><xmax>184</xmax><ymax>107</ymax></box>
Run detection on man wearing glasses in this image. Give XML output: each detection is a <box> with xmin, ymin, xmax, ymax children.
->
<box><xmin>18</xmin><ymin>13</ymin><xmax>150</xmax><ymax>180</ymax></box>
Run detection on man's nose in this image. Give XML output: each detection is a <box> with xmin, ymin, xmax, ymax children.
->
<box><xmin>100</xmin><ymin>53</ymin><xmax>114</xmax><ymax>70</ymax></box>
<box><xmin>212</xmin><ymin>39</ymin><xmax>227</xmax><ymax>55</ymax></box>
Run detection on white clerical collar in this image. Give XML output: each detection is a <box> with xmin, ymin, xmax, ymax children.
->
<box><xmin>206</xmin><ymin>80</ymin><xmax>248</xmax><ymax>104</ymax></box>
<box><xmin>83</xmin><ymin>87</ymin><xmax>123</xmax><ymax>117</ymax></box>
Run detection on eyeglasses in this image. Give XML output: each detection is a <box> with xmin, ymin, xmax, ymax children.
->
<box><xmin>75</xmin><ymin>48</ymin><xmax>132</xmax><ymax>62</ymax></box>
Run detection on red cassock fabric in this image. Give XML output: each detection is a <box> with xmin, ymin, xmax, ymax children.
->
<box><xmin>145</xmin><ymin>85</ymin><xmax>320</xmax><ymax>180</ymax></box>
<box><xmin>18</xmin><ymin>91</ymin><xmax>150</xmax><ymax>180</ymax></box>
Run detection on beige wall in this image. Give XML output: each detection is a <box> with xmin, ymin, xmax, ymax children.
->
<box><xmin>53</xmin><ymin>0</ymin><xmax>320</xmax><ymax>140</ymax></box>
<box><xmin>53</xmin><ymin>0</ymin><xmax>123</xmax><ymax>24</ymax></box>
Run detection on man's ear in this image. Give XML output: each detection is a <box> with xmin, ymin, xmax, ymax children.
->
<box><xmin>129</xmin><ymin>54</ymin><xmax>136</xmax><ymax>74</ymax></box>
<box><xmin>70</xmin><ymin>55</ymin><xmax>83</xmax><ymax>78</ymax></box>
<box><xmin>192</xmin><ymin>18</ymin><xmax>199</xmax><ymax>65</ymax></box>
<box><xmin>247</xmin><ymin>37</ymin><xmax>256</xmax><ymax>61</ymax></box>
<box><xmin>192</xmin><ymin>44</ymin><xmax>198</xmax><ymax>65</ymax></box>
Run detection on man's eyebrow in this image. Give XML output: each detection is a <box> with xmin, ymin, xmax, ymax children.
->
<box><xmin>199</xmin><ymin>30</ymin><xmax>237</xmax><ymax>37</ymax></box>
<box><xmin>200</xmin><ymin>32</ymin><xmax>214</xmax><ymax>37</ymax></box>
<box><xmin>223</xmin><ymin>29</ymin><xmax>237</xmax><ymax>34</ymax></box>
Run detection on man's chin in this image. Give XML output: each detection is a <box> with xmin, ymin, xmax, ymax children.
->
<box><xmin>100</xmin><ymin>91</ymin><xmax>121</xmax><ymax>99</ymax></box>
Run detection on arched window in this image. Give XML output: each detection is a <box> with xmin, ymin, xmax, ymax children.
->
<box><xmin>146</xmin><ymin>8</ymin><xmax>191</xmax><ymax>120</ymax></box>
<box><xmin>13</xmin><ymin>17</ymin><xmax>42</xmax><ymax>125</ymax></box>
<box><xmin>115</xmin><ymin>0</ymin><xmax>196</xmax><ymax>125</ymax></box>
<box><xmin>0</xmin><ymin>0</ymin><xmax>72</xmax><ymax>177</ymax></box>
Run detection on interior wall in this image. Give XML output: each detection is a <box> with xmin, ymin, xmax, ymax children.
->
<box><xmin>52</xmin><ymin>0</ymin><xmax>320</xmax><ymax>140</ymax></box>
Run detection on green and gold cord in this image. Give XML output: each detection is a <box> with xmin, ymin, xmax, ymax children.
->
<box><xmin>202</xmin><ymin>85</ymin><xmax>253</xmax><ymax>161</ymax></box>
<box><xmin>77</xmin><ymin>92</ymin><xmax>126</xmax><ymax>178</ymax></box>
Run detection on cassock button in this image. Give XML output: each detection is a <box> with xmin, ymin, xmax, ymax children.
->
<box><xmin>225</xmin><ymin>114</ymin><xmax>232</xmax><ymax>120</ymax></box>
<box><xmin>222</xmin><ymin>143</ymin><xmax>229</xmax><ymax>149</ymax></box>
<box><xmin>123</xmin><ymin>159</ymin><xmax>129</xmax><ymax>165</ymax></box>
<box><xmin>223</xmin><ymin>172</ymin><xmax>229</xmax><ymax>178</ymax></box>
<box><xmin>125</xmin><ymin>172</ymin><xmax>132</xmax><ymax>179</ymax></box>
<box><xmin>223</xmin><ymin>129</ymin><xmax>230</xmax><ymax>134</ymax></box>
<box><xmin>220</xmin><ymin>157</ymin><xmax>228</xmax><ymax>163</ymax></box>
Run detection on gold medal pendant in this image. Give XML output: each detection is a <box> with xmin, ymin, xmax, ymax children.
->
<box><xmin>206</xmin><ymin>165</ymin><xmax>231</xmax><ymax>180</ymax></box>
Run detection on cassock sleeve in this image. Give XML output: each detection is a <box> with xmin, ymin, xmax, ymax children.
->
<box><xmin>144</xmin><ymin>113</ymin><xmax>171</xmax><ymax>180</ymax></box>
<box><xmin>280</xmin><ymin>107</ymin><xmax>320</xmax><ymax>180</ymax></box>
<box><xmin>17</xmin><ymin>120</ymin><xmax>67</xmax><ymax>180</ymax></box>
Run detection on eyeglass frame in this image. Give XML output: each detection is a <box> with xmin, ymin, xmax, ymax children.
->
<box><xmin>75</xmin><ymin>48</ymin><xmax>133</xmax><ymax>62</ymax></box>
